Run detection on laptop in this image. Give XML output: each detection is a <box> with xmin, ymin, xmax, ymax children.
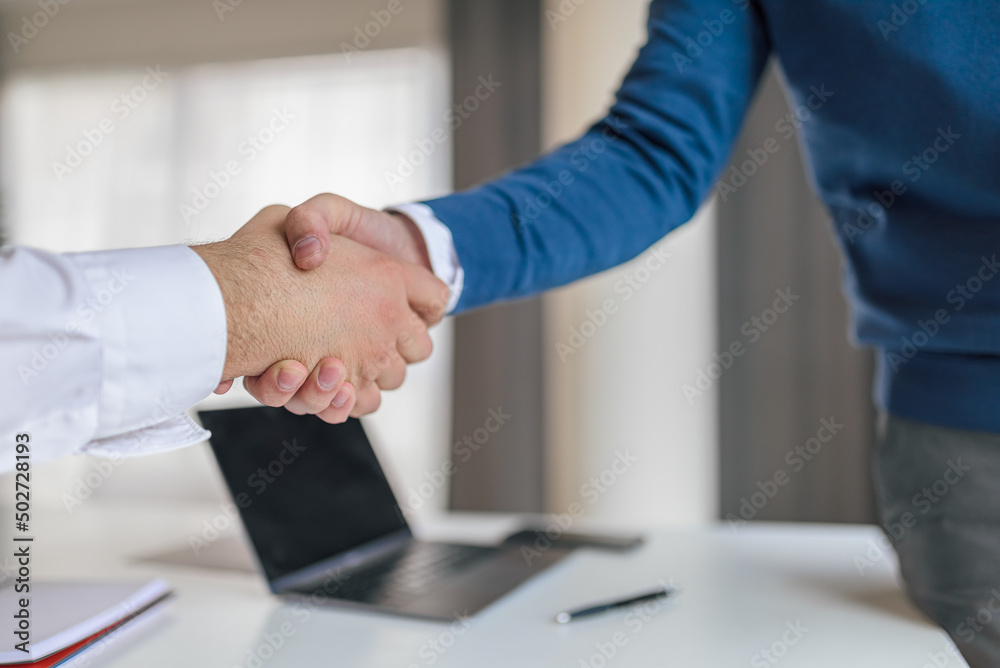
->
<box><xmin>198</xmin><ymin>406</ymin><xmax>568</xmax><ymax>621</ymax></box>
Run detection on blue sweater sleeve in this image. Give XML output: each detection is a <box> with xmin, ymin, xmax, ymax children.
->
<box><xmin>424</xmin><ymin>0</ymin><xmax>771</xmax><ymax>312</ymax></box>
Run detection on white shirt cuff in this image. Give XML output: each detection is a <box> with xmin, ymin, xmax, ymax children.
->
<box><xmin>67</xmin><ymin>245</ymin><xmax>226</xmax><ymax>456</ymax></box>
<box><xmin>85</xmin><ymin>413</ymin><xmax>211</xmax><ymax>458</ymax></box>
<box><xmin>388</xmin><ymin>202</ymin><xmax>464</xmax><ymax>314</ymax></box>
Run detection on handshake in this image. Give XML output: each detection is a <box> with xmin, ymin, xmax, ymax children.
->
<box><xmin>192</xmin><ymin>194</ymin><xmax>446</xmax><ymax>424</ymax></box>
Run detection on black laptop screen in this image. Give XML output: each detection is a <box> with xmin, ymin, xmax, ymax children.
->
<box><xmin>198</xmin><ymin>407</ymin><xmax>408</xmax><ymax>583</ymax></box>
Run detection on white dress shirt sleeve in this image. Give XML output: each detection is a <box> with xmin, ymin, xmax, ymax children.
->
<box><xmin>0</xmin><ymin>244</ymin><xmax>226</xmax><ymax>472</ymax></box>
<box><xmin>387</xmin><ymin>203</ymin><xmax>465</xmax><ymax>314</ymax></box>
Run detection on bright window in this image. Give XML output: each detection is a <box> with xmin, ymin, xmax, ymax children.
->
<box><xmin>2</xmin><ymin>49</ymin><xmax>454</xmax><ymax>515</ymax></box>
<box><xmin>2</xmin><ymin>49</ymin><xmax>449</xmax><ymax>250</ymax></box>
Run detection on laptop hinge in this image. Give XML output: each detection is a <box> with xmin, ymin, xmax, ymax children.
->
<box><xmin>271</xmin><ymin>528</ymin><xmax>413</xmax><ymax>594</ymax></box>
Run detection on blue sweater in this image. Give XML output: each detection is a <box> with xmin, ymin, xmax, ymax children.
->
<box><xmin>424</xmin><ymin>0</ymin><xmax>1000</xmax><ymax>434</ymax></box>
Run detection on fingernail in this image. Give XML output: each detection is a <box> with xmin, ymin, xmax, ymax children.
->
<box><xmin>277</xmin><ymin>368</ymin><xmax>304</xmax><ymax>391</ymax></box>
<box><xmin>331</xmin><ymin>387</ymin><xmax>350</xmax><ymax>408</ymax></box>
<box><xmin>292</xmin><ymin>236</ymin><xmax>322</xmax><ymax>263</ymax></box>
<box><xmin>318</xmin><ymin>364</ymin><xmax>342</xmax><ymax>391</ymax></box>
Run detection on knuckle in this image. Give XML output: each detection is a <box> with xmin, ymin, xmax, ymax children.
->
<box><xmin>259</xmin><ymin>204</ymin><xmax>291</xmax><ymax>219</ymax></box>
<box><xmin>314</xmin><ymin>192</ymin><xmax>344</xmax><ymax>208</ymax></box>
<box><xmin>419</xmin><ymin>335</ymin><xmax>434</xmax><ymax>359</ymax></box>
<box><xmin>300</xmin><ymin>400</ymin><xmax>323</xmax><ymax>415</ymax></box>
<box><xmin>376</xmin><ymin>256</ymin><xmax>405</xmax><ymax>288</ymax></box>
<box><xmin>244</xmin><ymin>380</ymin><xmax>278</xmax><ymax>407</ymax></box>
<box><xmin>359</xmin><ymin>363</ymin><xmax>380</xmax><ymax>384</ymax></box>
<box><xmin>409</xmin><ymin>325</ymin><xmax>434</xmax><ymax>360</ymax></box>
<box><xmin>428</xmin><ymin>290</ymin><xmax>449</xmax><ymax>322</ymax></box>
<box><xmin>379</xmin><ymin>367</ymin><xmax>405</xmax><ymax>391</ymax></box>
<box><xmin>262</xmin><ymin>395</ymin><xmax>287</xmax><ymax>408</ymax></box>
<box><xmin>375</xmin><ymin>299</ymin><xmax>404</xmax><ymax>329</ymax></box>
<box><xmin>375</xmin><ymin>351</ymin><xmax>393</xmax><ymax>371</ymax></box>
<box><xmin>354</xmin><ymin>386</ymin><xmax>382</xmax><ymax>416</ymax></box>
<box><xmin>285</xmin><ymin>205</ymin><xmax>318</xmax><ymax>233</ymax></box>
<box><xmin>317</xmin><ymin>410</ymin><xmax>345</xmax><ymax>425</ymax></box>
<box><xmin>304</xmin><ymin>388</ymin><xmax>335</xmax><ymax>413</ymax></box>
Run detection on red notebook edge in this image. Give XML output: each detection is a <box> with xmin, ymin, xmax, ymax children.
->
<box><xmin>4</xmin><ymin>591</ymin><xmax>173</xmax><ymax>668</ymax></box>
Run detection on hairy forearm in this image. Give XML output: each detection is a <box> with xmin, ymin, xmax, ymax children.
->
<box><xmin>192</xmin><ymin>241</ymin><xmax>256</xmax><ymax>380</ymax></box>
<box><xmin>191</xmin><ymin>236</ymin><xmax>298</xmax><ymax>381</ymax></box>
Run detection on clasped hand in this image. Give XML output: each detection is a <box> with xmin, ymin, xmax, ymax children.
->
<box><xmin>194</xmin><ymin>195</ymin><xmax>445</xmax><ymax>423</ymax></box>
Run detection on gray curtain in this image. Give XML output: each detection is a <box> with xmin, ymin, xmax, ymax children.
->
<box><xmin>717</xmin><ymin>62</ymin><xmax>878</xmax><ymax>525</ymax></box>
<box><xmin>446</xmin><ymin>0</ymin><xmax>547</xmax><ymax>512</ymax></box>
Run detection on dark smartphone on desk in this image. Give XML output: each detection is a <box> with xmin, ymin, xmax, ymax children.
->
<box><xmin>503</xmin><ymin>529</ymin><xmax>644</xmax><ymax>552</ymax></box>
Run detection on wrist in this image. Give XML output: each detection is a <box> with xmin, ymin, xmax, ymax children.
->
<box><xmin>190</xmin><ymin>241</ymin><xmax>262</xmax><ymax>380</ymax></box>
<box><xmin>386</xmin><ymin>211</ymin><xmax>433</xmax><ymax>271</ymax></box>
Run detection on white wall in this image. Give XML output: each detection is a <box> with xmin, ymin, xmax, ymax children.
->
<box><xmin>541</xmin><ymin>0</ymin><xmax>718</xmax><ymax>527</ymax></box>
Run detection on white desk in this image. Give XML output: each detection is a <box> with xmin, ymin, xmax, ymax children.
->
<box><xmin>32</xmin><ymin>502</ymin><xmax>967</xmax><ymax>667</ymax></box>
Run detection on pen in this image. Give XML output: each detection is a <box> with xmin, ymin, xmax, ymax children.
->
<box><xmin>554</xmin><ymin>586</ymin><xmax>675</xmax><ymax>624</ymax></box>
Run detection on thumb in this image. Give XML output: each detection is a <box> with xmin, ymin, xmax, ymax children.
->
<box><xmin>285</xmin><ymin>193</ymin><xmax>360</xmax><ymax>270</ymax></box>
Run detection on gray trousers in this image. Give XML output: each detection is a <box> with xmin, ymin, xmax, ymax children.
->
<box><xmin>875</xmin><ymin>414</ymin><xmax>1000</xmax><ymax>668</ymax></box>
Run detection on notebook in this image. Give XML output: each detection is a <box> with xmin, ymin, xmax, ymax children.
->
<box><xmin>0</xmin><ymin>580</ymin><xmax>170</xmax><ymax>664</ymax></box>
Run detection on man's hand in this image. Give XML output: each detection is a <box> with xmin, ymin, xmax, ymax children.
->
<box><xmin>236</xmin><ymin>195</ymin><xmax>445</xmax><ymax>422</ymax></box>
<box><xmin>286</xmin><ymin>193</ymin><xmax>432</xmax><ymax>273</ymax></box>
<box><xmin>193</xmin><ymin>204</ymin><xmax>447</xmax><ymax>422</ymax></box>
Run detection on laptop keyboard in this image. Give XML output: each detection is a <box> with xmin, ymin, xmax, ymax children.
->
<box><xmin>301</xmin><ymin>542</ymin><xmax>495</xmax><ymax>606</ymax></box>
